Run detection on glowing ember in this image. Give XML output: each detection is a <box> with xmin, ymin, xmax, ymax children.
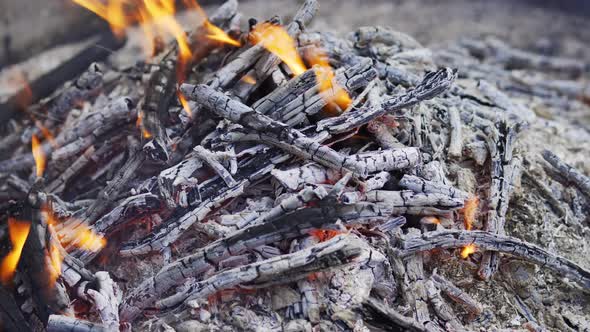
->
<box><xmin>309</xmin><ymin>229</ymin><xmax>343</xmax><ymax>242</ymax></box>
<box><xmin>250</xmin><ymin>22</ymin><xmax>307</xmax><ymax>76</ymax></box>
<box><xmin>241</xmin><ymin>74</ymin><xmax>256</xmax><ymax>85</ymax></box>
<box><xmin>306</xmin><ymin>47</ymin><xmax>352</xmax><ymax>110</ymax></box>
<box><xmin>178</xmin><ymin>91</ymin><xmax>192</xmax><ymax>117</ymax></box>
<box><xmin>32</xmin><ymin>134</ymin><xmax>46</xmax><ymax>177</ymax></box>
<box><xmin>422</xmin><ymin>216</ymin><xmax>440</xmax><ymax>225</ymax></box>
<box><xmin>460</xmin><ymin>244</ymin><xmax>477</xmax><ymax>259</ymax></box>
<box><xmin>462</xmin><ymin>195</ymin><xmax>479</xmax><ymax>231</ymax></box>
<box><xmin>0</xmin><ymin>219</ymin><xmax>31</xmax><ymax>285</ymax></box>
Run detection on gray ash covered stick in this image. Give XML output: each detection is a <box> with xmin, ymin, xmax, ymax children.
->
<box><xmin>0</xmin><ymin>96</ymin><xmax>135</xmax><ymax>173</ymax></box>
<box><xmin>431</xmin><ymin>271</ymin><xmax>483</xmax><ymax>317</ymax></box>
<box><xmin>460</xmin><ymin>36</ymin><xmax>586</xmax><ymax>77</ymax></box>
<box><xmin>141</xmin><ymin>58</ymin><xmax>175</xmax><ymax>162</ymax></box>
<box><xmin>120</xmin><ymin>198</ymin><xmax>396</xmax><ymax>321</ymax></box>
<box><xmin>399</xmin><ymin>174</ymin><xmax>470</xmax><ymax>200</ymax></box>
<box><xmin>47</xmin><ymin>315</ymin><xmax>106</xmax><ymax>332</ymax></box>
<box><xmin>157</xmin><ymin>235</ymin><xmax>363</xmax><ymax>309</ymax></box>
<box><xmin>542</xmin><ymin>149</ymin><xmax>590</xmax><ymax>198</ymax></box>
<box><xmin>124</xmin><ymin>68</ymin><xmax>450</xmax><ymax>257</ymax></box>
<box><xmin>181</xmin><ymin>83</ymin><xmax>374</xmax><ymax>177</ymax></box>
<box><xmin>218</xmin><ymin>129</ymin><xmax>421</xmax><ymax>176</ymax></box>
<box><xmin>20</xmin><ymin>63</ymin><xmax>104</xmax><ymax>144</ymax></box>
<box><xmin>315</xmin><ymin>67</ymin><xmax>457</xmax><ymax>135</ymax></box>
<box><xmin>398</xmin><ymin>230</ymin><xmax>590</xmax><ymax>290</ymax></box>
<box><xmin>479</xmin><ymin>120</ymin><xmax>522</xmax><ymax>280</ymax></box>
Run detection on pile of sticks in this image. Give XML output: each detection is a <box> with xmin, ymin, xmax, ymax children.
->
<box><xmin>1</xmin><ymin>0</ymin><xmax>589</xmax><ymax>331</ymax></box>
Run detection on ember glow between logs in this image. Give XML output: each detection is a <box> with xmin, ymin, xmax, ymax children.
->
<box><xmin>460</xmin><ymin>244</ymin><xmax>477</xmax><ymax>259</ymax></box>
<box><xmin>0</xmin><ymin>219</ymin><xmax>31</xmax><ymax>285</ymax></box>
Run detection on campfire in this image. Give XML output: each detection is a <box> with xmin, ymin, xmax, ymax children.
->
<box><xmin>1</xmin><ymin>0</ymin><xmax>589</xmax><ymax>331</ymax></box>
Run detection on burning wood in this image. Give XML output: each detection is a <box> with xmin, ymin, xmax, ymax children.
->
<box><xmin>1</xmin><ymin>0</ymin><xmax>589</xmax><ymax>331</ymax></box>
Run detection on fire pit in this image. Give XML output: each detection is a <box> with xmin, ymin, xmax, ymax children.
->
<box><xmin>1</xmin><ymin>0</ymin><xmax>589</xmax><ymax>331</ymax></box>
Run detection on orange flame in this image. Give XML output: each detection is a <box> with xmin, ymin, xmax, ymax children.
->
<box><xmin>48</xmin><ymin>241</ymin><xmax>63</xmax><ymax>287</ymax></box>
<box><xmin>250</xmin><ymin>22</ymin><xmax>306</xmax><ymax>76</ymax></box>
<box><xmin>462</xmin><ymin>196</ymin><xmax>479</xmax><ymax>231</ymax></box>
<box><xmin>460</xmin><ymin>244</ymin><xmax>477</xmax><ymax>259</ymax></box>
<box><xmin>0</xmin><ymin>219</ymin><xmax>31</xmax><ymax>285</ymax></box>
<box><xmin>41</xmin><ymin>205</ymin><xmax>64</xmax><ymax>287</ymax></box>
<box><xmin>72</xmin><ymin>0</ymin><xmax>129</xmax><ymax>36</ymax></box>
<box><xmin>32</xmin><ymin>134</ymin><xmax>46</xmax><ymax>177</ymax></box>
<box><xmin>306</xmin><ymin>47</ymin><xmax>352</xmax><ymax>110</ymax></box>
<box><xmin>136</xmin><ymin>111</ymin><xmax>152</xmax><ymax>138</ymax></box>
<box><xmin>70</xmin><ymin>227</ymin><xmax>107</xmax><ymax>252</ymax></box>
<box><xmin>45</xmin><ymin>205</ymin><xmax>106</xmax><ymax>253</ymax></box>
<box><xmin>203</xmin><ymin>20</ymin><xmax>240</xmax><ymax>47</ymax></box>
<box><xmin>143</xmin><ymin>0</ymin><xmax>191</xmax><ymax>62</ymax></box>
<box><xmin>178</xmin><ymin>92</ymin><xmax>192</xmax><ymax>117</ymax></box>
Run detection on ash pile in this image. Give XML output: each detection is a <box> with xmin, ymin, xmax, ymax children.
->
<box><xmin>1</xmin><ymin>0</ymin><xmax>590</xmax><ymax>331</ymax></box>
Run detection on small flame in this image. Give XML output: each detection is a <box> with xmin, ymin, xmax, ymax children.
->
<box><xmin>42</xmin><ymin>205</ymin><xmax>64</xmax><ymax>287</ymax></box>
<box><xmin>48</xmin><ymin>241</ymin><xmax>62</xmax><ymax>287</ymax></box>
<box><xmin>250</xmin><ymin>22</ymin><xmax>306</xmax><ymax>76</ymax></box>
<box><xmin>136</xmin><ymin>111</ymin><xmax>152</xmax><ymax>138</ymax></box>
<box><xmin>32</xmin><ymin>134</ymin><xmax>46</xmax><ymax>177</ymax></box>
<box><xmin>71</xmin><ymin>227</ymin><xmax>107</xmax><ymax>252</ymax></box>
<box><xmin>306</xmin><ymin>47</ymin><xmax>352</xmax><ymax>110</ymax></box>
<box><xmin>0</xmin><ymin>219</ymin><xmax>31</xmax><ymax>285</ymax></box>
<box><xmin>203</xmin><ymin>20</ymin><xmax>240</xmax><ymax>46</ymax></box>
<box><xmin>462</xmin><ymin>196</ymin><xmax>479</xmax><ymax>231</ymax></box>
<box><xmin>45</xmin><ymin>205</ymin><xmax>106</xmax><ymax>253</ymax></box>
<box><xmin>178</xmin><ymin>92</ymin><xmax>192</xmax><ymax>117</ymax></box>
<box><xmin>460</xmin><ymin>244</ymin><xmax>477</xmax><ymax>259</ymax></box>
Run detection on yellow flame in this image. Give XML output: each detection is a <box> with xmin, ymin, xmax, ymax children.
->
<box><xmin>250</xmin><ymin>22</ymin><xmax>306</xmax><ymax>76</ymax></box>
<box><xmin>72</xmin><ymin>0</ymin><xmax>129</xmax><ymax>37</ymax></box>
<box><xmin>0</xmin><ymin>219</ymin><xmax>31</xmax><ymax>285</ymax></box>
<box><xmin>462</xmin><ymin>196</ymin><xmax>479</xmax><ymax>231</ymax></box>
<box><xmin>143</xmin><ymin>0</ymin><xmax>191</xmax><ymax>62</ymax></box>
<box><xmin>45</xmin><ymin>205</ymin><xmax>106</xmax><ymax>254</ymax></box>
<box><xmin>71</xmin><ymin>227</ymin><xmax>107</xmax><ymax>252</ymax></box>
<box><xmin>32</xmin><ymin>134</ymin><xmax>46</xmax><ymax>177</ymax></box>
<box><xmin>460</xmin><ymin>244</ymin><xmax>477</xmax><ymax>259</ymax></box>
<box><xmin>178</xmin><ymin>92</ymin><xmax>192</xmax><ymax>117</ymax></box>
<box><xmin>203</xmin><ymin>20</ymin><xmax>240</xmax><ymax>47</ymax></box>
<box><xmin>306</xmin><ymin>47</ymin><xmax>352</xmax><ymax>110</ymax></box>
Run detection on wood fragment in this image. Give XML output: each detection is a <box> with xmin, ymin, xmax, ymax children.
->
<box><xmin>398</xmin><ymin>230</ymin><xmax>590</xmax><ymax>290</ymax></box>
